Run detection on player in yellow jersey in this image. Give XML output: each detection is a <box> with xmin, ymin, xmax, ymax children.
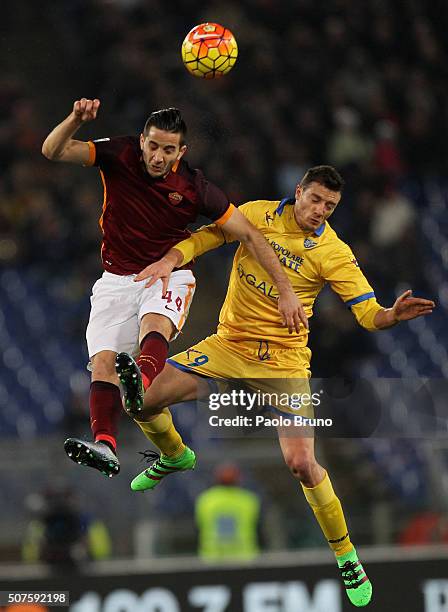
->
<box><xmin>118</xmin><ymin>166</ymin><xmax>434</xmax><ymax>607</ymax></box>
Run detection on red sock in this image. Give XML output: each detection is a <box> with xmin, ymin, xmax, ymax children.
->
<box><xmin>137</xmin><ymin>331</ymin><xmax>169</xmax><ymax>390</ymax></box>
<box><xmin>89</xmin><ymin>381</ymin><xmax>122</xmax><ymax>451</ymax></box>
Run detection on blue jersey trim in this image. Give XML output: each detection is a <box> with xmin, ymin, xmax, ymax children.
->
<box><xmin>314</xmin><ymin>223</ymin><xmax>325</xmax><ymax>236</ymax></box>
<box><xmin>166</xmin><ymin>358</ymin><xmax>195</xmax><ymax>373</ymax></box>
<box><xmin>275</xmin><ymin>197</ymin><xmax>295</xmax><ymax>216</ymax></box>
<box><xmin>345</xmin><ymin>292</ymin><xmax>375</xmax><ymax>308</ymax></box>
<box><xmin>166</xmin><ymin>359</ymin><xmax>216</xmax><ymax>387</ymax></box>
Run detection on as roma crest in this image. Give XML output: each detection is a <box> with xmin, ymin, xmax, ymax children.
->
<box><xmin>168</xmin><ymin>192</ymin><xmax>183</xmax><ymax>205</ymax></box>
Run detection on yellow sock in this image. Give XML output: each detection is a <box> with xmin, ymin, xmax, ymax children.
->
<box><xmin>301</xmin><ymin>471</ymin><xmax>353</xmax><ymax>556</ymax></box>
<box><xmin>135</xmin><ymin>408</ymin><xmax>185</xmax><ymax>458</ymax></box>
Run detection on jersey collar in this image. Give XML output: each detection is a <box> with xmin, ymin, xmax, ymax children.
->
<box><xmin>275</xmin><ymin>197</ymin><xmax>295</xmax><ymax>216</ymax></box>
<box><xmin>275</xmin><ymin>197</ymin><xmax>326</xmax><ymax>236</ymax></box>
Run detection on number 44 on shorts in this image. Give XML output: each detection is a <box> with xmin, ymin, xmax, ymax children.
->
<box><xmin>163</xmin><ymin>290</ymin><xmax>183</xmax><ymax>312</ymax></box>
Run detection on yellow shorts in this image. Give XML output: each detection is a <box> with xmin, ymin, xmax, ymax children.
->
<box><xmin>168</xmin><ymin>334</ymin><xmax>314</xmax><ymax>417</ymax></box>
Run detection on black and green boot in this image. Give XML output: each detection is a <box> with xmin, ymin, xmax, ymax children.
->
<box><xmin>64</xmin><ymin>438</ymin><xmax>120</xmax><ymax>477</ymax></box>
<box><xmin>115</xmin><ymin>352</ymin><xmax>145</xmax><ymax>415</ymax></box>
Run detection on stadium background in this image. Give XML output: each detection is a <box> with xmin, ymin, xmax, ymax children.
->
<box><xmin>0</xmin><ymin>1</ymin><xmax>448</xmax><ymax>610</ymax></box>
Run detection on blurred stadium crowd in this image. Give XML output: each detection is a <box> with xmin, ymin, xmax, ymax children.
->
<box><xmin>0</xmin><ymin>0</ymin><xmax>448</xmax><ymax>560</ymax></box>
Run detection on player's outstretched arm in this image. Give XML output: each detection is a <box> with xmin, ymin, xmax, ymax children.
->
<box><xmin>374</xmin><ymin>290</ymin><xmax>435</xmax><ymax>329</ymax></box>
<box><xmin>42</xmin><ymin>98</ymin><xmax>100</xmax><ymax>164</ymax></box>
<box><xmin>221</xmin><ymin>208</ymin><xmax>308</xmax><ymax>333</ymax></box>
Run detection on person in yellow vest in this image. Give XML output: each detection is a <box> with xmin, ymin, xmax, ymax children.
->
<box><xmin>195</xmin><ymin>464</ymin><xmax>260</xmax><ymax>561</ymax></box>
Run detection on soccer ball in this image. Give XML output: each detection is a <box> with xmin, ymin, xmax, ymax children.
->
<box><xmin>181</xmin><ymin>23</ymin><xmax>238</xmax><ymax>79</ymax></box>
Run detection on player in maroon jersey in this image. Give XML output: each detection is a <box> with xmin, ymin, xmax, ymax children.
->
<box><xmin>42</xmin><ymin>98</ymin><xmax>307</xmax><ymax>478</ymax></box>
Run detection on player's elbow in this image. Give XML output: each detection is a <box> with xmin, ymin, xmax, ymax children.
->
<box><xmin>41</xmin><ymin>139</ymin><xmax>67</xmax><ymax>161</ymax></box>
<box><xmin>41</xmin><ymin>140</ymin><xmax>58</xmax><ymax>161</ymax></box>
<box><xmin>41</xmin><ymin>141</ymin><xmax>52</xmax><ymax>159</ymax></box>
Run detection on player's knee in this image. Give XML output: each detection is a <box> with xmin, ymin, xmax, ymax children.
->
<box><xmin>284</xmin><ymin>452</ymin><xmax>316</xmax><ymax>481</ymax></box>
<box><xmin>91</xmin><ymin>352</ymin><xmax>118</xmax><ymax>381</ymax></box>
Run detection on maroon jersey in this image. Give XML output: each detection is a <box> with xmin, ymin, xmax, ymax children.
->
<box><xmin>86</xmin><ymin>136</ymin><xmax>233</xmax><ymax>275</ymax></box>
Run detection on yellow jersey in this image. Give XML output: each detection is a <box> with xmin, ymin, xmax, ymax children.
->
<box><xmin>176</xmin><ymin>198</ymin><xmax>384</xmax><ymax>349</ymax></box>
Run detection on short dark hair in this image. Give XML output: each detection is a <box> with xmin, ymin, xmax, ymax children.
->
<box><xmin>143</xmin><ymin>107</ymin><xmax>187</xmax><ymax>145</ymax></box>
<box><xmin>300</xmin><ymin>165</ymin><xmax>345</xmax><ymax>192</ymax></box>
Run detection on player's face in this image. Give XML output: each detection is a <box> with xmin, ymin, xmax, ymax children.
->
<box><xmin>294</xmin><ymin>182</ymin><xmax>341</xmax><ymax>232</ymax></box>
<box><xmin>140</xmin><ymin>127</ymin><xmax>187</xmax><ymax>178</ymax></box>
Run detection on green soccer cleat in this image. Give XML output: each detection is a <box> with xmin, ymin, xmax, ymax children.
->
<box><xmin>115</xmin><ymin>352</ymin><xmax>145</xmax><ymax>416</ymax></box>
<box><xmin>337</xmin><ymin>547</ymin><xmax>372</xmax><ymax>607</ymax></box>
<box><xmin>131</xmin><ymin>446</ymin><xmax>196</xmax><ymax>492</ymax></box>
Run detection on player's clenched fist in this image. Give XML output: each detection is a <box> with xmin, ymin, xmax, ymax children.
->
<box><xmin>73</xmin><ymin>98</ymin><xmax>100</xmax><ymax>123</ymax></box>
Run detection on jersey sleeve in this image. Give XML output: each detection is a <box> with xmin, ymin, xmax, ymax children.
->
<box><xmin>87</xmin><ymin>136</ymin><xmax>128</xmax><ymax>168</ymax></box>
<box><xmin>322</xmin><ymin>242</ymin><xmax>384</xmax><ymax>331</ymax></box>
<box><xmin>350</xmin><ymin>299</ymin><xmax>384</xmax><ymax>331</ymax></box>
<box><xmin>195</xmin><ymin>171</ymin><xmax>232</xmax><ymax>223</ymax></box>
<box><xmin>175</xmin><ymin>223</ymin><xmax>231</xmax><ymax>266</ymax></box>
<box><xmin>174</xmin><ymin>201</ymin><xmax>263</xmax><ymax>265</ymax></box>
